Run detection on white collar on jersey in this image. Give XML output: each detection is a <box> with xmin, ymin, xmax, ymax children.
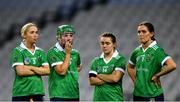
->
<box><xmin>100</xmin><ymin>50</ymin><xmax>119</xmax><ymax>64</ymax></box>
<box><xmin>55</xmin><ymin>42</ymin><xmax>65</xmax><ymax>52</ymax></box>
<box><xmin>140</xmin><ymin>41</ymin><xmax>157</xmax><ymax>52</ymax></box>
<box><xmin>20</xmin><ymin>42</ymin><xmax>40</xmax><ymax>55</ymax></box>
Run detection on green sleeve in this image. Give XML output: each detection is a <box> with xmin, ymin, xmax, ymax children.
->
<box><xmin>156</xmin><ymin>48</ymin><xmax>169</xmax><ymax>66</ymax></box>
<box><xmin>89</xmin><ymin>58</ymin><xmax>98</xmax><ymax>74</ymax></box>
<box><xmin>40</xmin><ymin>51</ymin><xmax>48</xmax><ymax>66</ymax></box>
<box><xmin>115</xmin><ymin>56</ymin><xmax>126</xmax><ymax>72</ymax></box>
<box><xmin>129</xmin><ymin>50</ymin><xmax>136</xmax><ymax>65</ymax></box>
<box><xmin>47</xmin><ymin>49</ymin><xmax>63</xmax><ymax>68</ymax></box>
<box><xmin>10</xmin><ymin>48</ymin><xmax>24</xmax><ymax>67</ymax></box>
<box><xmin>77</xmin><ymin>52</ymin><xmax>81</xmax><ymax>66</ymax></box>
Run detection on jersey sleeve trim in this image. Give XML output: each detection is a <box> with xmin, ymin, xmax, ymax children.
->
<box><xmin>129</xmin><ymin>60</ymin><xmax>134</xmax><ymax>65</ymax></box>
<box><xmin>51</xmin><ymin>62</ymin><xmax>63</xmax><ymax>67</ymax></box>
<box><xmin>115</xmin><ymin>67</ymin><xmax>125</xmax><ymax>73</ymax></box>
<box><xmin>42</xmin><ymin>63</ymin><xmax>49</xmax><ymax>66</ymax></box>
<box><xmin>89</xmin><ymin>70</ymin><xmax>97</xmax><ymax>75</ymax></box>
<box><xmin>12</xmin><ymin>63</ymin><xmax>24</xmax><ymax>67</ymax></box>
<box><xmin>161</xmin><ymin>56</ymin><xmax>171</xmax><ymax>66</ymax></box>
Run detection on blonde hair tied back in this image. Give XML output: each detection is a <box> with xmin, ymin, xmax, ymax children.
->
<box><xmin>21</xmin><ymin>22</ymin><xmax>37</xmax><ymax>38</ymax></box>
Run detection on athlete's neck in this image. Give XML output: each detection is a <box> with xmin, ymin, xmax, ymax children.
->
<box><xmin>60</xmin><ymin>43</ymin><xmax>65</xmax><ymax>49</ymax></box>
<box><xmin>142</xmin><ymin>40</ymin><xmax>153</xmax><ymax>49</ymax></box>
<box><xmin>104</xmin><ymin>50</ymin><xmax>114</xmax><ymax>61</ymax></box>
<box><xmin>23</xmin><ymin>41</ymin><xmax>35</xmax><ymax>52</ymax></box>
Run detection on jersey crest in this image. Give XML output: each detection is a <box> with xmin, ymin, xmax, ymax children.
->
<box><xmin>24</xmin><ymin>57</ymin><xmax>30</xmax><ymax>65</ymax></box>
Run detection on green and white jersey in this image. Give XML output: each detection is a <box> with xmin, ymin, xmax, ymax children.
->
<box><xmin>47</xmin><ymin>42</ymin><xmax>81</xmax><ymax>99</ymax></box>
<box><xmin>129</xmin><ymin>41</ymin><xmax>171</xmax><ymax>97</ymax></box>
<box><xmin>89</xmin><ymin>50</ymin><xmax>126</xmax><ymax>101</ymax></box>
<box><xmin>10</xmin><ymin>42</ymin><xmax>48</xmax><ymax>97</ymax></box>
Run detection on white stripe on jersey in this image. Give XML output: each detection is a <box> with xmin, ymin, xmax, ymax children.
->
<box><xmin>115</xmin><ymin>67</ymin><xmax>125</xmax><ymax>73</ymax></box>
<box><xmin>89</xmin><ymin>70</ymin><xmax>97</xmax><ymax>75</ymax></box>
<box><xmin>129</xmin><ymin>60</ymin><xmax>134</xmax><ymax>65</ymax></box>
<box><xmin>161</xmin><ymin>56</ymin><xmax>171</xmax><ymax>66</ymax></box>
<box><xmin>42</xmin><ymin>63</ymin><xmax>49</xmax><ymax>66</ymax></box>
<box><xmin>52</xmin><ymin>62</ymin><xmax>63</xmax><ymax>67</ymax></box>
<box><xmin>12</xmin><ymin>62</ymin><xmax>24</xmax><ymax>67</ymax></box>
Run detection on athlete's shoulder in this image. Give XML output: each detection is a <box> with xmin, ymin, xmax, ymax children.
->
<box><xmin>72</xmin><ymin>49</ymin><xmax>79</xmax><ymax>53</ymax></box>
<box><xmin>71</xmin><ymin>49</ymin><xmax>81</xmax><ymax>56</ymax></box>
<box><xmin>48</xmin><ymin>46</ymin><xmax>59</xmax><ymax>53</ymax></box>
<box><xmin>134</xmin><ymin>45</ymin><xmax>141</xmax><ymax>51</ymax></box>
<box><xmin>36</xmin><ymin>47</ymin><xmax>45</xmax><ymax>52</ymax></box>
<box><xmin>14</xmin><ymin>46</ymin><xmax>24</xmax><ymax>52</ymax></box>
<box><xmin>151</xmin><ymin>44</ymin><xmax>161</xmax><ymax>51</ymax></box>
<box><xmin>154</xmin><ymin>45</ymin><xmax>165</xmax><ymax>53</ymax></box>
<box><xmin>91</xmin><ymin>57</ymin><xmax>100</xmax><ymax>64</ymax></box>
<box><xmin>131</xmin><ymin>46</ymin><xmax>141</xmax><ymax>55</ymax></box>
<box><xmin>117</xmin><ymin>53</ymin><xmax>125</xmax><ymax>59</ymax></box>
<box><xmin>94</xmin><ymin>56</ymin><xmax>100</xmax><ymax>60</ymax></box>
<box><xmin>114</xmin><ymin>53</ymin><xmax>126</xmax><ymax>63</ymax></box>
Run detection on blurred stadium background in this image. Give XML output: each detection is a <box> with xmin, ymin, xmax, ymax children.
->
<box><xmin>0</xmin><ymin>0</ymin><xmax>180</xmax><ymax>101</ymax></box>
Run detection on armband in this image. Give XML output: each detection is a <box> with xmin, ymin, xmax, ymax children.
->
<box><xmin>89</xmin><ymin>73</ymin><xmax>97</xmax><ymax>77</ymax></box>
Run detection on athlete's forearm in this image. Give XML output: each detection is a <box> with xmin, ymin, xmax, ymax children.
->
<box><xmin>30</xmin><ymin>65</ymin><xmax>50</xmax><ymax>75</ymax></box>
<box><xmin>155</xmin><ymin>58</ymin><xmax>176</xmax><ymax>77</ymax></box>
<box><xmin>155</xmin><ymin>65</ymin><xmax>176</xmax><ymax>78</ymax></box>
<box><xmin>127</xmin><ymin>64</ymin><xmax>136</xmax><ymax>83</ymax></box>
<box><xmin>78</xmin><ymin>64</ymin><xmax>82</xmax><ymax>72</ymax></box>
<box><xmin>55</xmin><ymin>53</ymin><xmax>71</xmax><ymax>75</ymax></box>
<box><xmin>97</xmin><ymin>71</ymin><xmax>123</xmax><ymax>83</ymax></box>
<box><xmin>97</xmin><ymin>74</ymin><xmax>116</xmax><ymax>83</ymax></box>
<box><xmin>15</xmin><ymin>65</ymin><xmax>36</xmax><ymax>76</ymax></box>
<box><xmin>89</xmin><ymin>77</ymin><xmax>105</xmax><ymax>85</ymax></box>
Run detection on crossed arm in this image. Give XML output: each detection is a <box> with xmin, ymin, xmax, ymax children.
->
<box><xmin>54</xmin><ymin>54</ymin><xmax>82</xmax><ymax>75</ymax></box>
<box><xmin>15</xmin><ymin>65</ymin><xmax>50</xmax><ymax>76</ymax></box>
<box><xmin>89</xmin><ymin>70</ymin><xmax>124</xmax><ymax>86</ymax></box>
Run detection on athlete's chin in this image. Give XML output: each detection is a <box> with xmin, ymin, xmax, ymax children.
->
<box><xmin>34</xmin><ymin>39</ymin><xmax>38</xmax><ymax>42</ymax></box>
<box><xmin>103</xmin><ymin>50</ymin><xmax>110</xmax><ymax>54</ymax></box>
<box><xmin>32</xmin><ymin>40</ymin><xmax>37</xmax><ymax>44</ymax></box>
<box><xmin>139</xmin><ymin>40</ymin><xmax>146</xmax><ymax>44</ymax></box>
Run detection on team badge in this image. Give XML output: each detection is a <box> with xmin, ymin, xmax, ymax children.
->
<box><xmin>24</xmin><ymin>57</ymin><xmax>30</xmax><ymax>65</ymax></box>
<box><xmin>37</xmin><ymin>56</ymin><xmax>42</xmax><ymax>62</ymax></box>
<box><xmin>146</xmin><ymin>54</ymin><xmax>152</xmax><ymax>62</ymax></box>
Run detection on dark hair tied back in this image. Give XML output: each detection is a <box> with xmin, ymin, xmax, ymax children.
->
<box><xmin>139</xmin><ymin>21</ymin><xmax>156</xmax><ymax>41</ymax></box>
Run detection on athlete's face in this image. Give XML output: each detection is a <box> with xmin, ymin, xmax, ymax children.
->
<box><xmin>137</xmin><ymin>25</ymin><xmax>153</xmax><ymax>44</ymax></box>
<box><xmin>100</xmin><ymin>37</ymin><xmax>115</xmax><ymax>54</ymax></box>
<box><xmin>24</xmin><ymin>26</ymin><xmax>39</xmax><ymax>44</ymax></box>
<box><xmin>59</xmin><ymin>33</ymin><xmax>74</xmax><ymax>47</ymax></box>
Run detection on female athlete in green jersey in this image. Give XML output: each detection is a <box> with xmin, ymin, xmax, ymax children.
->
<box><xmin>10</xmin><ymin>23</ymin><xmax>50</xmax><ymax>101</ymax></box>
<box><xmin>128</xmin><ymin>21</ymin><xmax>176</xmax><ymax>101</ymax></box>
<box><xmin>47</xmin><ymin>24</ymin><xmax>82</xmax><ymax>101</ymax></box>
<box><xmin>89</xmin><ymin>32</ymin><xmax>126</xmax><ymax>101</ymax></box>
